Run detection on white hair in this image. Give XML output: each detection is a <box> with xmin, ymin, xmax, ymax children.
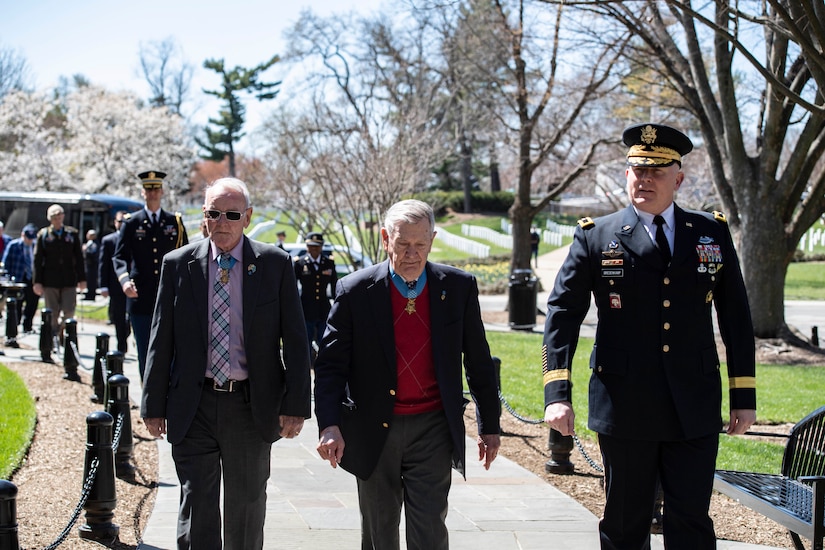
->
<box><xmin>382</xmin><ymin>199</ymin><xmax>435</xmax><ymax>235</ymax></box>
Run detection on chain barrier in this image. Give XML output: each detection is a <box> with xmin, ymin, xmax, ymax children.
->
<box><xmin>69</xmin><ymin>341</ymin><xmax>91</xmax><ymax>373</ymax></box>
<box><xmin>112</xmin><ymin>412</ymin><xmax>124</xmax><ymax>452</ymax></box>
<box><xmin>35</xmin><ymin>456</ymin><xmax>99</xmax><ymax>550</ymax></box>
<box><xmin>572</xmin><ymin>434</ymin><xmax>603</xmax><ymax>473</ymax></box>
<box><xmin>496</xmin><ymin>391</ymin><xmax>604</xmax><ymax>473</ymax></box>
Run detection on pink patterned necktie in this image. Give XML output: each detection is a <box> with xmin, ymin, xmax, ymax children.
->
<box><xmin>210</xmin><ymin>253</ymin><xmax>232</xmax><ymax>383</ymax></box>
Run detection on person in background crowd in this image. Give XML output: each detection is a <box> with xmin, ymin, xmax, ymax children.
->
<box><xmin>542</xmin><ymin>123</ymin><xmax>756</xmax><ymax>549</ymax></box>
<box><xmin>82</xmin><ymin>229</ymin><xmax>99</xmax><ymax>300</ymax></box>
<box><xmin>0</xmin><ymin>220</ymin><xmax>12</xmax><ymax>319</ymax></box>
<box><xmin>314</xmin><ymin>199</ymin><xmax>501</xmax><ymax>549</ymax></box>
<box><xmin>530</xmin><ymin>228</ymin><xmax>540</xmax><ymax>267</ymax></box>
<box><xmin>113</xmin><ymin>170</ymin><xmax>188</xmax><ymax>381</ymax></box>
<box><xmin>32</xmin><ymin>204</ymin><xmax>86</xmax><ymax>356</ymax></box>
<box><xmin>275</xmin><ymin>230</ymin><xmax>286</xmax><ymax>249</ymax></box>
<box><xmin>141</xmin><ymin>177</ymin><xmax>311</xmax><ymax>549</ymax></box>
<box><xmin>99</xmin><ymin>211</ymin><xmax>129</xmax><ymax>354</ymax></box>
<box><xmin>1</xmin><ymin>223</ymin><xmax>39</xmax><ymax>336</ymax></box>
<box><xmin>294</xmin><ymin>232</ymin><xmax>336</xmax><ymax>360</ymax></box>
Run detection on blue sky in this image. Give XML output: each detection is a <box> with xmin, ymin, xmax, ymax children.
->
<box><xmin>2</xmin><ymin>0</ymin><xmax>386</xmax><ymax>149</ymax></box>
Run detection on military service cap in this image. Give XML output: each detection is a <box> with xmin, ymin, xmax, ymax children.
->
<box><xmin>305</xmin><ymin>232</ymin><xmax>324</xmax><ymax>246</ymax></box>
<box><xmin>138</xmin><ymin>170</ymin><xmax>167</xmax><ymax>189</ymax></box>
<box><xmin>622</xmin><ymin>123</ymin><xmax>693</xmax><ymax>167</ymax></box>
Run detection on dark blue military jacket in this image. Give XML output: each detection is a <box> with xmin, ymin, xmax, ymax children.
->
<box><xmin>294</xmin><ymin>253</ymin><xmax>337</xmax><ymax>322</ymax></box>
<box><xmin>112</xmin><ymin>208</ymin><xmax>187</xmax><ymax>316</ymax></box>
<box><xmin>543</xmin><ymin>204</ymin><xmax>756</xmax><ymax>441</ymax></box>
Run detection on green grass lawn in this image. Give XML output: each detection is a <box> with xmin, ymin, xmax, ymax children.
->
<box><xmin>0</xmin><ymin>365</ymin><xmax>37</xmax><ymax>479</ymax></box>
<box><xmin>485</xmin><ymin>332</ymin><xmax>825</xmax><ymax>474</ymax></box>
<box><xmin>785</xmin><ymin>261</ymin><xmax>825</xmax><ymax>300</ymax></box>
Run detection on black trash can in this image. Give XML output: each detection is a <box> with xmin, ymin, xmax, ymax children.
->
<box><xmin>508</xmin><ymin>269</ymin><xmax>537</xmax><ymax>330</ymax></box>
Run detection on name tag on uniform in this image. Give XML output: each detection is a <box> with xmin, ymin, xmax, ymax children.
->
<box><xmin>602</xmin><ymin>269</ymin><xmax>623</xmax><ymax>278</ymax></box>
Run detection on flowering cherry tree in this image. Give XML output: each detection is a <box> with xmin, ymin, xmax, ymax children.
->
<box><xmin>0</xmin><ymin>86</ymin><xmax>197</xmax><ymax>199</ymax></box>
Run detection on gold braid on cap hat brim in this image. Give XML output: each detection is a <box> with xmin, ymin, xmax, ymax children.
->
<box><xmin>626</xmin><ymin>144</ymin><xmax>681</xmax><ymax>166</ymax></box>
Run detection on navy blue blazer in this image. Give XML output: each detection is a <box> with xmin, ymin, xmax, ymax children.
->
<box><xmin>141</xmin><ymin>237</ymin><xmax>312</xmax><ymax>445</ymax></box>
<box><xmin>313</xmin><ymin>260</ymin><xmax>501</xmax><ymax>480</ymax></box>
<box><xmin>543</xmin><ymin>204</ymin><xmax>756</xmax><ymax>440</ymax></box>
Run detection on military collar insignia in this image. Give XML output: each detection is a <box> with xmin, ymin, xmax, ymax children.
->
<box><xmin>621</xmin><ymin>224</ymin><xmax>632</xmax><ymax>232</ymax></box>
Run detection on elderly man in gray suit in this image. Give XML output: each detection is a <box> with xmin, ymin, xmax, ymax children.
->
<box><xmin>141</xmin><ymin>177</ymin><xmax>311</xmax><ymax>550</ymax></box>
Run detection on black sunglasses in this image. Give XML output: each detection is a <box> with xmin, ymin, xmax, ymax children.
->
<box><xmin>204</xmin><ymin>210</ymin><xmax>245</xmax><ymax>221</ymax></box>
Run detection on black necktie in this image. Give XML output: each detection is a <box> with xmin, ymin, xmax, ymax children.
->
<box><xmin>152</xmin><ymin>212</ymin><xmax>158</xmax><ymax>227</ymax></box>
<box><xmin>653</xmin><ymin>215</ymin><xmax>671</xmax><ymax>264</ymax></box>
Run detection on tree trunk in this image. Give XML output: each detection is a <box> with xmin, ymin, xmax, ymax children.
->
<box><xmin>736</xmin><ymin>206</ymin><xmax>790</xmax><ymax>338</ymax></box>
<box><xmin>489</xmin><ymin>142</ymin><xmax>501</xmax><ymax>192</ymax></box>
<box><xmin>460</xmin><ymin>135</ymin><xmax>473</xmax><ymax>213</ymax></box>
<box><xmin>509</xmin><ymin>190</ymin><xmax>535</xmax><ymax>272</ymax></box>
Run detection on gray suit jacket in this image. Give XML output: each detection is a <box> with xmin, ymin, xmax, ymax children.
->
<box><xmin>141</xmin><ymin>237</ymin><xmax>311</xmax><ymax>445</ymax></box>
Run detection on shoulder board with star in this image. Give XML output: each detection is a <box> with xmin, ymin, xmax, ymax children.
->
<box><xmin>712</xmin><ymin>211</ymin><xmax>727</xmax><ymax>223</ymax></box>
<box><xmin>577</xmin><ymin>217</ymin><xmax>595</xmax><ymax>229</ymax></box>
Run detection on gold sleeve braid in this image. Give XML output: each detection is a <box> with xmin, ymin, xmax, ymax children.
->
<box><xmin>175</xmin><ymin>212</ymin><xmax>185</xmax><ymax>248</ymax></box>
<box><xmin>542</xmin><ymin>344</ymin><xmax>571</xmax><ymax>385</ymax></box>
<box><xmin>728</xmin><ymin>376</ymin><xmax>756</xmax><ymax>389</ymax></box>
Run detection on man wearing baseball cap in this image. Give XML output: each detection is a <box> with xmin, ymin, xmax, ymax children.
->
<box><xmin>2</xmin><ymin>223</ymin><xmax>40</xmax><ymax>335</ymax></box>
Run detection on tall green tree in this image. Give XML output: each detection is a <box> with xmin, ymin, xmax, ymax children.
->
<box><xmin>197</xmin><ymin>56</ymin><xmax>280</xmax><ymax>176</ymax></box>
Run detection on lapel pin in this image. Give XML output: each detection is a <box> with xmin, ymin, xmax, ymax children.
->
<box><xmin>247</xmin><ymin>264</ymin><xmax>256</xmax><ymax>275</ymax></box>
<box><xmin>441</xmin><ymin>290</ymin><xmax>446</xmax><ymax>301</ymax></box>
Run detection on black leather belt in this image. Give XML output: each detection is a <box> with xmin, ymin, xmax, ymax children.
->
<box><xmin>204</xmin><ymin>378</ymin><xmax>248</xmax><ymax>393</ymax></box>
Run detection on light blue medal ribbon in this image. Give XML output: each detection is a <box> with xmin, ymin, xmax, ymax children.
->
<box><xmin>390</xmin><ymin>270</ymin><xmax>427</xmax><ymax>298</ymax></box>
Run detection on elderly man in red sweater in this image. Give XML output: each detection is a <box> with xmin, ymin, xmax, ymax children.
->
<box><xmin>314</xmin><ymin>199</ymin><xmax>501</xmax><ymax>550</ymax></box>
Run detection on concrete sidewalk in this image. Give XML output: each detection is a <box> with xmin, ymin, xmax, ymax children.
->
<box><xmin>0</xmin><ymin>283</ymin><xmax>787</xmax><ymax>549</ymax></box>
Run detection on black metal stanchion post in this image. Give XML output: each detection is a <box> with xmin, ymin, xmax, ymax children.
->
<box><xmin>106</xmin><ymin>374</ymin><xmax>135</xmax><ymax>481</ymax></box>
<box><xmin>545</xmin><ymin>428</ymin><xmax>575</xmax><ymax>474</ymax></box>
<box><xmin>77</xmin><ymin>411</ymin><xmax>119</xmax><ymax>545</ymax></box>
<box><xmin>4</xmin><ymin>297</ymin><xmax>19</xmax><ymax>349</ymax></box>
<box><xmin>91</xmin><ymin>333</ymin><xmax>110</xmax><ymax>403</ymax></box>
<box><xmin>62</xmin><ymin>318</ymin><xmax>80</xmax><ymax>381</ymax></box>
<box><xmin>103</xmin><ymin>351</ymin><xmax>124</xmax><ymax>411</ymax></box>
<box><xmin>0</xmin><ymin>479</ymin><xmax>19</xmax><ymax>550</ymax></box>
<box><xmin>39</xmin><ymin>308</ymin><xmax>53</xmax><ymax>363</ymax></box>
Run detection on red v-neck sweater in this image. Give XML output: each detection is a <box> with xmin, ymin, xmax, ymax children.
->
<box><xmin>390</xmin><ymin>284</ymin><xmax>442</xmax><ymax>415</ymax></box>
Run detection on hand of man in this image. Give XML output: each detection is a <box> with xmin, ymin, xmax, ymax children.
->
<box><xmin>317</xmin><ymin>425</ymin><xmax>345</xmax><ymax>468</ymax></box>
<box><xmin>77</xmin><ymin>281</ymin><xmax>87</xmax><ymax>292</ymax></box>
<box><xmin>544</xmin><ymin>401</ymin><xmax>576</xmax><ymax>436</ymax></box>
<box><xmin>144</xmin><ymin>417</ymin><xmax>167</xmax><ymax>439</ymax></box>
<box><xmin>279</xmin><ymin>415</ymin><xmax>305</xmax><ymax>439</ymax></box>
<box><xmin>477</xmin><ymin>433</ymin><xmax>501</xmax><ymax>470</ymax></box>
<box><xmin>100</xmin><ymin>289</ymin><xmax>110</xmax><ymax>298</ymax></box>
<box><xmin>32</xmin><ymin>283</ymin><xmax>43</xmax><ymax>297</ymax></box>
<box><xmin>727</xmin><ymin>409</ymin><xmax>756</xmax><ymax>435</ymax></box>
<box><xmin>122</xmin><ymin>280</ymin><xmax>138</xmax><ymax>298</ymax></box>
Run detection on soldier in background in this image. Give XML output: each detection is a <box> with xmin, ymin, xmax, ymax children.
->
<box><xmin>113</xmin><ymin>171</ymin><xmax>188</xmax><ymax>380</ymax></box>
<box><xmin>294</xmin><ymin>232</ymin><xmax>336</xmax><ymax>360</ymax></box>
<box><xmin>276</xmin><ymin>230</ymin><xmax>287</xmax><ymax>249</ymax></box>
<box><xmin>82</xmin><ymin>229</ymin><xmax>99</xmax><ymax>300</ymax></box>
<box><xmin>99</xmin><ymin>211</ymin><xmax>129</xmax><ymax>354</ymax></box>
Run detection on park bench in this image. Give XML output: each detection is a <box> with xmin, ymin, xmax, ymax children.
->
<box><xmin>714</xmin><ymin>405</ymin><xmax>825</xmax><ymax>550</ymax></box>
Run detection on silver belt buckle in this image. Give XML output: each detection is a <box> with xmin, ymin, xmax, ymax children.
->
<box><xmin>213</xmin><ymin>379</ymin><xmax>233</xmax><ymax>392</ymax></box>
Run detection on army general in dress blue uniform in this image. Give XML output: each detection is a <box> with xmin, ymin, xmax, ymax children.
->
<box><xmin>113</xmin><ymin>171</ymin><xmax>188</xmax><ymax>380</ymax></box>
<box><xmin>542</xmin><ymin>123</ymin><xmax>756</xmax><ymax>549</ymax></box>
<box><xmin>294</xmin><ymin>232</ymin><xmax>336</xmax><ymax>356</ymax></box>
